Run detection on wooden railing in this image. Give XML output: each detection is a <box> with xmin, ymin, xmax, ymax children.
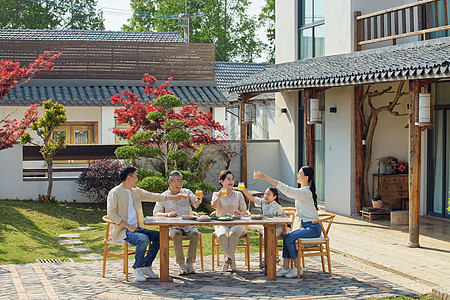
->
<box><xmin>23</xmin><ymin>144</ymin><xmax>123</xmax><ymax>177</ymax></box>
<box><xmin>354</xmin><ymin>0</ymin><xmax>450</xmax><ymax>51</ymax></box>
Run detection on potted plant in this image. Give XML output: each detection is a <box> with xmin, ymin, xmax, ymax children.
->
<box><xmin>379</xmin><ymin>156</ymin><xmax>398</xmax><ymax>174</ymax></box>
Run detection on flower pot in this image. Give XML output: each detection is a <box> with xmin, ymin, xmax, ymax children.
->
<box><xmin>372</xmin><ymin>200</ymin><xmax>383</xmax><ymax>208</ymax></box>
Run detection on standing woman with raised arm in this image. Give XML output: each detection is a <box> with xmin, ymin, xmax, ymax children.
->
<box><xmin>254</xmin><ymin>166</ymin><xmax>320</xmax><ymax>278</ymax></box>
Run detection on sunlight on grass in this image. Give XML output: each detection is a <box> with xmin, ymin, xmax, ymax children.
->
<box><xmin>0</xmin><ymin>200</ymin><xmax>268</xmax><ymax>264</ymax></box>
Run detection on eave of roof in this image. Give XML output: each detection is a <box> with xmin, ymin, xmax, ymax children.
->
<box><xmin>2</xmin><ymin>79</ymin><xmax>228</xmax><ymax>107</ymax></box>
<box><xmin>228</xmin><ymin>37</ymin><xmax>450</xmax><ymax>94</ymax></box>
<box><xmin>0</xmin><ymin>29</ymin><xmax>184</xmax><ymax>43</ymax></box>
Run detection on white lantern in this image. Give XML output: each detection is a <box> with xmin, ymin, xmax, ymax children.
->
<box><xmin>308</xmin><ymin>98</ymin><xmax>321</xmax><ymax>124</ymax></box>
<box><xmin>244</xmin><ymin>103</ymin><xmax>255</xmax><ymax>124</ymax></box>
<box><xmin>418</xmin><ymin>93</ymin><xmax>431</xmax><ymax>124</ymax></box>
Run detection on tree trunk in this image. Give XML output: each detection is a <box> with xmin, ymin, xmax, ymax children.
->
<box><xmin>46</xmin><ymin>157</ymin><xmax>53</xmax><ymax>199</ymax></box>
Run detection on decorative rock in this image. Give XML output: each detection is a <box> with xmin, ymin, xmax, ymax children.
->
<box><xmin>66</xmin><ymin>246</ymin><xmax>91</xmax><ymax>252</ymax></box>
<box><xmin>78</xmin><ymin>254</ymin><xmax>102</xmax><ymax>260</ymax></box>
<box><xmin>59</xmin><ymin>239</ymin><xmax>83</xmax><ymax>245</ymax></box>
<box><xmin>57</xmin><ymin>233</ymin><xmax>80</xmax><ymax>238</ymax></box>
<box><xmin>71</xmin><ymin>227</ymin><xmax>95</xmax><ymax>231</ymax></box>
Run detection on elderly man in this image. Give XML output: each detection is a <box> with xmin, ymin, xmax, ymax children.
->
<box><xmin>153</xmin><ymin>170</ymin><xmax>203</xmax><ymax>275</ymax></box>
<box><xmin>107</xmin><ymin>166</ymin><xmax>182</xmax><ymax>282</ymax></box>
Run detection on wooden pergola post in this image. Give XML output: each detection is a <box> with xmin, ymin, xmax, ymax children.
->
<box><xmin>354</xmin><ymin>85</ymin><xmax>364</xmax><ymax>213</ymax></box>
<box><xmin>408</xmin><ymin>80</ymin><xmax>421</xmax><ymax>248</ymax></box>
<box><xmin>240</xmin><ymin>94</ymin><xmax>249</xmax><ymax>186</ymax></box>
<box><xmin>304</xmin><ymin>88</ymin><xmax>315</xmax><ymax>170</ymax></box>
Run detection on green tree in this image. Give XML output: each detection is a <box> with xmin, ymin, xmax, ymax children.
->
<box><xmin>20</xmin><ymin>100</ymin><xmax>67</xmax><ymax>200</ymax></box>
<box><xmin>0</xmin><ymin>0</ymin><xmax>104</xmax><ymax>30</ymax></box>
<box><xmin>122</xmin><ymin>0</ymin><xmax>263</xmax><ymax>62</ymax></box>
<box><xmin>258</xmin><ymin>0</ymin><xmax>275</xmax><ymax>63</ymax></box>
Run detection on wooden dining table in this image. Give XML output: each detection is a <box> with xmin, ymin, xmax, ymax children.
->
<box><xmin>144</xmin><ymin>215</ymin><xmax>292</xmax><ymax>282</ymax></box>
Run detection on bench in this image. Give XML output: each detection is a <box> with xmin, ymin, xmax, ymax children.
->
<box><xmin>360</xmin><ymin>209</ymin><xmax>391</xmax><ymax>221</ymax></box>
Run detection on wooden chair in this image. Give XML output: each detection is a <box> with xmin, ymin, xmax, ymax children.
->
<box><xmin>211</xmin><ymin>211</ymin><xmax>250</xmax><ymax>271</ymax></box>
<box><xmin>102</xmin><ymin>215</ymin><xmax>136</xmax><ymax>281</ymax></box>
<box><xmin>296</xmin><ymin>213</ymin><xmax>335</xmax><ymax>278</ymax></box>
<box><xmin>169</xmin><ymin>232</ymin><xmax>204</xmax><ymax>272</ymax></box>
<box><xmin>258</xmin><ymin>207</ymin><xmax>297</xmax><ymax>264</ymax></box>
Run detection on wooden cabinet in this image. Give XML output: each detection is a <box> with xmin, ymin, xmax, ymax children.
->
<box><xmin>372</xmin><ymin>174</ymin><xmax>408</xmax><ymax>210</ymax></box>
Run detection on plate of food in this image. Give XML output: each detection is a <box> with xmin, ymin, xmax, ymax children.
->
<box><xmin>231</xmin><ymin>214</ymin><xmax>242</xmax><ymax>220</ymax></box>
<box><xmin>251</xmin><ymin>214</ymin><xmax>263</xmax><ymax>220</ymax></box>
<box><xmin>197</xmin><ymin>215</ymin><xmax>211</xmax><ymax>222</ymax></box>
<box><xmin>217</xmin><ymin>216</ymin><xmax>234</xmax><ymax>221</ymax></box>
<box><xmin>181</xmin><ymin>215</ymin><xmax>197</xmax><ymax>220</ymax></box>
<box><xmin>209</xmin><ymin>213</ymin><xmax>219</xmax><ymax>220</ymax></box>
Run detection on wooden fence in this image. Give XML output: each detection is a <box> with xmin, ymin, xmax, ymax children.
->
<box><xmin>0</xmin><ymin>40</ymin><xmax>215</xmax><ymax>81</ymax></box>
<box><xmin>354</xmin><ymin>0</ymin><xmax>450</xmax><ymax>50</ymax></box>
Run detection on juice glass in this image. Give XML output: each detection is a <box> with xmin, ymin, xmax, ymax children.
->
<box><xmin>238</xmin><ymin>182</ymin><xmax>245</xmax><ymax>190</ymax></box>
<box><xmin>253</xmin><ymin>171</ymin><xmax>261</xmax><ymax>179</ymax></box>
<box><xmin>180</xmin><ymin>193</ymin><xmax>188</xmax><ymax>200</ymax></box>
<box><xmin>195</xmin><ymin>190</ymin><xmax>203</xmax><ymax>199</ymax></box>
<box><xmin>220</xmin><ymin>187</ymin><xmax>227</xmax><ymax>197</ymax></box>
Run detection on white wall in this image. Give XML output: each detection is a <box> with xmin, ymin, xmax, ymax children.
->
<box><xmin>274</xmin><ymin>92</ymin><xmax>299</xmax><ymax>187</ymax></box>
<box><xmin>101</xmin><ymin>107</ymin><xmax>116</xmax><ymax>144</ymax></box>
<box><xmin>275</xmin><ymin>0</ymin><xmax>298</xmax><ymax>63</ymax></box>
<box><xmin>323</xmin><ymin>87</ymin><xmax>355</xmax><ymax>215</ymax></box>
<box><xmin>0</xmin><ymin>145</ymin><xmax>87</xmax><ymax>202</ymax></box>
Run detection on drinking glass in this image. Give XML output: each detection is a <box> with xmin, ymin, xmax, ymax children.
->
<box><xmin>195</xmin><ymin>190</ymin><xmax>203</xmax><ymax>199</ymax></box>
<box><xmin>238</xmin><ymin>182</ymin><xmax>245</xmax><ymax>190</ymax></box>
<box><xmin>220</xmin><ymin>187</ymin><xmax>227</xmax><ymax>197</ymax></box>
<box><xmin>253</xmin><ymin>170</ymin><xmax>261</xmax><ymax>179</ymax></box>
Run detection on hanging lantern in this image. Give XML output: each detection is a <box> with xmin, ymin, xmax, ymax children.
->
<box><xmin>308</xmin><ymin>98</ymin><xmax>321</xmax><ymax>124</ymax></box>
<box><xmin>416</xmin><ymin>93</ymin><xmax>433</xmax><ymax>127</ymax></box>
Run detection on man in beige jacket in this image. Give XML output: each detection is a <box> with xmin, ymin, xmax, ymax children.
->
<box><xmin>107</xmin><ymin>166</ymin><xmax>182</xmax><ymax>282</ymax></box>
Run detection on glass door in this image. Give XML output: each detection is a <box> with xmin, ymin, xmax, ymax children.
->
<box><xmin>427</xmin><ymin>106</ymin><xmax>450</xmax><ymax>219</ymax></box>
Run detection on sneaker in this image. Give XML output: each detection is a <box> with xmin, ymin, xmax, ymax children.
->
<box><xmin>179</xmin><ymin>264</ymin><xmax>188</xmax><ymax>275</ymax></box>
<box><xmin>133</xmin><ymin>268</ymin><xmax>147</xmax><ymax>282</ymax></box>
<box><xmin>259</xmin><ymin>259</ymin><xmax>265</xmax><ymax>269</ymax></box>
<box><xmin>230</xmin><ymin>261</ymin><xmax>237</xmax><ymax>272</ymax></box>
<box><xmin>142</xmin><ymin>266</ymin><xmax>159</xmax><ymax>279</ymax></box>
<box><xmin>285</xmin><ymin>267</ymin><xmax>303</xmax><ymax>278</ymax></box>
<box><xmin>186</xmin><ymin>263</ymin><xmax>196</xmax><ymax>274</ymax></box>
<box><xmin>276</xmin><ymin>267</ymin><xmax>289</xmax><ymax>277</ymax></box>
<box><xmin>222</xmin><ymin>262</ymin><xmax>229</xmax><ymax>272</ymax></box>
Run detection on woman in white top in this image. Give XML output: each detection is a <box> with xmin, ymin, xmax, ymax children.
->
<box><xmin>211</xmin><ymin>170</ymin><xmax>247</xmax><ymax>272</ymax></box>
<box><xmin>255</xmin><ymin>166</ymin><xmax>320</xmax><ymax>278</ymax></box>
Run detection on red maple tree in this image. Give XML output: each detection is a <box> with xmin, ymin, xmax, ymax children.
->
<box><xmin>112</xmin><ymin>74</ymin><xmax>227</xmax><ymax>146</ymax></box>
<box><xmin>0</xmin><ymin>52</ymin><xmax>61</xmax><ymax>151</ymax></box>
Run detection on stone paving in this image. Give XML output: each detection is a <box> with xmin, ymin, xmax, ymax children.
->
<box><xmin>1</xmin><ymin>253</ymin><xmax>418</xmax><ymax>300</ymax></box>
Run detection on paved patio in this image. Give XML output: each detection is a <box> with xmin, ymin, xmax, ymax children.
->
<box><xmin>1</xmin><ymin>252</ymin><xmax>418</xmax><ymax>300</ymax></box>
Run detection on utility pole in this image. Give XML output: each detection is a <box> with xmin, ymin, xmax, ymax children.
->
<box><xmin>174</xmin><ymin>0</ymin><xmax>204</xmax><ymax>43</ymax></box>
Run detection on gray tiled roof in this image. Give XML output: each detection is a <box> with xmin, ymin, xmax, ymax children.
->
<box><xmin>0</xmin><ymin>29</ymin><xmax>184</xmax><ymax>43</ymax></box>
<box><xmin>3</xmin><ymin>80</ymin><xmax>228</xmax><ymax>107</ymax></box>
<box><xmin>228</xmin><ymin>37</ymin><xmax>450</xmax><ymax>94</ymax></box>
<box><xmin>215</xmin><ymin>62</ymin><xmax>274</xmax><ymax>101</ymax></box>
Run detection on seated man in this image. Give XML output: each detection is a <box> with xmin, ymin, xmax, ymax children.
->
<box><xmin>107</xmin><ymin>166</ymin><xmax>182</xmax><ymax>282</ymax></box>
<box><xmin>153</xmin><ymin>170</ymin><xmax>202</xmax><ymax>275</ymax></box>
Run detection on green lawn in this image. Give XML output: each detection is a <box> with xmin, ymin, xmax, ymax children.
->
<box><xmin>0</xmin><ymin>199</ymin><xmax>263</xmax><ymax>264</ymax></box>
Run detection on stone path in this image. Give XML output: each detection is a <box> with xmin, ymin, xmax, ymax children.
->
<box><xmin>56</xmin><ymin>228</ymin><xmax>94</xmax><ymax>259</ymax></box>
<box><xmin>1</xmin><ymin>253</ymin><xmax>420</xmax><ymax>300</ymax></box>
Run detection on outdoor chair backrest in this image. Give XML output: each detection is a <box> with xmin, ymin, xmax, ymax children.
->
<box><xmin>312</xmin><ymin>213</ymin><xmax>335</xmax><ymax>238</ymax></box>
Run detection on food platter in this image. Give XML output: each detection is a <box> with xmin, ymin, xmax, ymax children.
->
<box><xmin>197</xmin><ymin>216</ymin><xmax>212</xmax><ymax>222</ymax></box>
<box><xmin>181</xmin><ymin>216</ymin><xmax>197</xmax><ymax>220</ymax></box>
<box><xmin>251</xmin><ymin>214</ymin><xmax>263</xmax><ymax>220</ymax></box>
<box><xmin>231</xmin><ymin>215</ymin><xmax>242</xmax><ymax>220</ymax></box>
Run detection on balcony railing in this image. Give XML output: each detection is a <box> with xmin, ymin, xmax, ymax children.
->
<box><xmin>354</xmin><ymin>0</ymin><xmax>450</xmax><ymax>51</ymax></box>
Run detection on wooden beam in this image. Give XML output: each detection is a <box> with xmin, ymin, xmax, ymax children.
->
<box><xmin>240</xmin><ymin>94</ymin><xmax>249</xmax><ymax>186</ymax></box>
<box><xmin>354</xmin><ymin>11</ymin><xmax>362</xmax><ymax>51</ymax></box>
<box><xmin>354</xmin><ymin>86</ymin><xmax>364</xmax><ymax>214</ymax></box>
<box><xmin>408</xmin><ymin>80</ymin><xmax>421</xmax><ymax>248</ymax></box>
<box><xmin>304</xmin><ymin>89</ymin><xmax>315</xmax><ymax>170</ymax></box>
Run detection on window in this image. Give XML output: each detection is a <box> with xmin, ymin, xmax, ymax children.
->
<box><xmin>298</xmin><ymin>0</ymin><xmax>325</xmax><ymax>60</ymax></box>
<box><xmin>52</xmin><ymin>122</ymin><xmax>97</xmax><ymax>145</ymax></box>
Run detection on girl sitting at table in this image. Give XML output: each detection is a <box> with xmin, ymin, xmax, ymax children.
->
<box><xmin>254</xmin><ymin>166</ymin><xmax>320</xmax><ymax>278</ymax></box>
<box><xmin>211</xmin><ymin>170</ymin><xmax>247</xmax><ymax>272</ymax></box>
<box><xmin>241</xmin><ymin>186</ymin><xmax>288</xmax><ymax>268</ymax></box>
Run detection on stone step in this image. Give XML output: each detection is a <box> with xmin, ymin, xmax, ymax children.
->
<box><xmin>59</xmin><ymin>239</ymin><xmax>83</xmax><ymax>245</ymax></box>
<box><xmin>66</xmin><ymin>246</ymin><xmax>91</xmax><ymax>252</ymax></box>
<box><xmin>57</xmin><ymin>233</ymin><xmax>80</xmax><ymax>238</ymax></box>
